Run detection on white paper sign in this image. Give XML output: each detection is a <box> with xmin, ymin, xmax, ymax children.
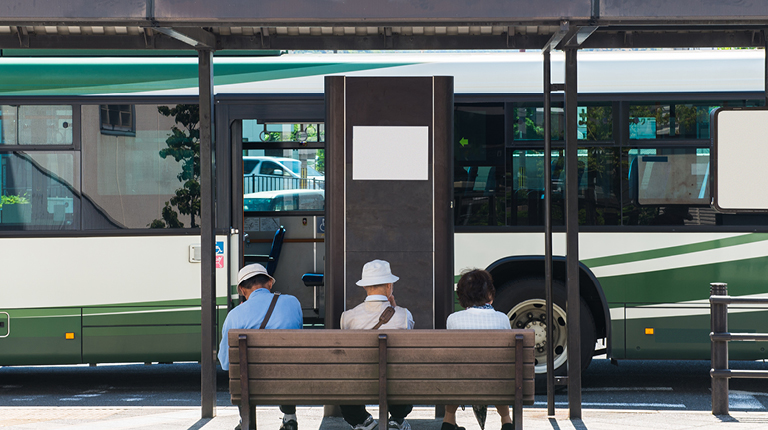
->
<box><xmin>352</xmin><ymin>126</ymin><xmax>429</xmax><ymax>180</ymax></box>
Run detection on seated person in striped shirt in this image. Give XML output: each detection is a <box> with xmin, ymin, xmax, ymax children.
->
<box><xmin>442</xmin><ymin>269</ymin><xmax>513</xmax><ymax>430</ymax></box>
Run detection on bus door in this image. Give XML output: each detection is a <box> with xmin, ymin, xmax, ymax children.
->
<box><xmin>233</xmin><ymin>120</ymin><xmax>325</xmax><ymax>326</ymax></box>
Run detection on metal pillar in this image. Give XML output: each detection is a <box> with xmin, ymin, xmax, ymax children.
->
<box><xmin>542</xmin><ymin>48</ymin><xmax>555</xmax><ymax>416</ymax></box>
<box><xmin>199</xmin><ymin>49</ymin><xmax>217</xmax><ymax>419</ymax></box>
<box><xmin>564</xmin><ymin>47</ymin><xmax>582</xmax><ymax>419</ymax></box>
<box><xmin>710</xmin><ymin>282</ymin><xmax>729</xmax><ymax>415</ymax></box>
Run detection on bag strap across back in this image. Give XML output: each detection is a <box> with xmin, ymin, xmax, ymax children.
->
<box><xmin>372</xmin><ymin>306</ymin><xmax>395</xmax><ymax>330</ymax></box>
<box><xmin>259</xmin><ymin>292</ymin><xmax>281</xmax><ymax>329</ymax></box>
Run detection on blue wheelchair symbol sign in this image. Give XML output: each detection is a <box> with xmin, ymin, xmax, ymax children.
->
<box><xmin>316</xmin><ymin>217</ymin><xmax>325</xmax><ymax>234</ymax></box>
<box><xmin>215</xmin><ymin>241</ymin><xmax>225</xmax><ymax>255</ymax></box>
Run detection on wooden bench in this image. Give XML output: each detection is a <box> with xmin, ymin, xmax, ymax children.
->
<box><xmin>227</xmin><ymin>329</ymin><xmax>535</xmax><ymax>430</ymax></box>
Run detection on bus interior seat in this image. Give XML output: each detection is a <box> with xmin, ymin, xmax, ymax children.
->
<box><xmin>244</xmin><ymin>226</ymin><xmax>286</xmax><ymax>276</ymax></box>
<box><xmin>301</xmin><ymin>273</ymin><xmax>324</xmax><ymax>287</ymax></box>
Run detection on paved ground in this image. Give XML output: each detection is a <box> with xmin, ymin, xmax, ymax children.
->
<box><xmin>2</xmin><ymin>405</ymin><xmax>768</xmax><ymax>430</ymax></box>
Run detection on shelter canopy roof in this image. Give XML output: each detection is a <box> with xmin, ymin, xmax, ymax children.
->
<box><xmin>1</xmin><ymin>0</ymin><xmax>767</xmax><ymax>50</ymax></box>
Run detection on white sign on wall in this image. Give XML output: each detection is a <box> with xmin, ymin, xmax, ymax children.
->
<box><xmin>352</xmin><ymin>126</ymin><xmax>429</xmax><ymax>180</ymax></box>
<box><xmin>712</xmin><ymin>107</ymin><xmax>768</xmax><ymax>212</ymax></box>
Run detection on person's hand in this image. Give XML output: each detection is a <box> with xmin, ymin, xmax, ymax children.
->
<box><xmin>388</xmin><ymin>293</ymin><xmax>397</xmax><ymax>307</ymax></box>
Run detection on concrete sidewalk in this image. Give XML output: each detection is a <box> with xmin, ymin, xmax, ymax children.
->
<box><xmin>2</xmin><ymin>406</ymin><xmax>768</xmax><ymax>430</ymax></box>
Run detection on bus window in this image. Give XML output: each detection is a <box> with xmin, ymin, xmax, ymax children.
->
<box><xmin>623</xmin><ymin>147</ymin><xmax>713</xmax><ymax>225</ymax></box>
<box><xmin>0</xmin><ymin>152</ymin><xmax>79</xmax><ymax>230</ymax></box>
<box><xmin>0</xmin><ymin>105</ymin><xmax>73</xmax><ymax>146</ymax></box>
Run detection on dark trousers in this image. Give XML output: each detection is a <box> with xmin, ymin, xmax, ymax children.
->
<box><xmin>241</xmin><ymin>405</ymin><xmax>296</xmax><ymax>429</ymax></box>
<box><xmin>340</xmin><ymin>404</ymin><xmax>413</xmax><ymax>426</ymax></box>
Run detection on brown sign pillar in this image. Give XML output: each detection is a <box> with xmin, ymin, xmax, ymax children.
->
<box><xmin>325</xmin><ymin>76</ymin><xmax>454</xmax><ymax>330</ymax></box>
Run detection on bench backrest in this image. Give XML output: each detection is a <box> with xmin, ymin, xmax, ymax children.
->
<box><xmin>228</xmin><ymin>329</ymin><xmax>535</xmax><ymax>405</ymax></box>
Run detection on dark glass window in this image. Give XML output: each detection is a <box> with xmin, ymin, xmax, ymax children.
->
<box><xmin>509</xmin><ymin>148</ymin><xmax>620</xmax><ymax>226</ymax></box>
<box><xmin>454</xmin><ymin>104</ymin><xmax>505</xmax><ymax>226</ymax></box>
<box><xmin>510</xmin><ymin>103</ymin><xmax>612</xmax><ymax>143</ymax></box>
<box><xmin>629</xmin><ymin>100</ymin><xmax>760</xmax><ymax>140</ymax></box>
<box><xmin>82</xmin><ymin>104</ymin><xmax>200</xmax><ymax>229</ymax></box>
<box><xmin>0</xmin><ymin>152</ymin><xmax>79</xmax><ymax>230</ymax></box>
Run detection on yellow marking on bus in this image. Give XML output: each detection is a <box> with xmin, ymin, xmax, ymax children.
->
<box><xmin>65</xmin><ymin>333</ymin><xmax>75</xmax><ymax>340</ymax></box>
<box><xmin>645</xmin><ymin>328</ymin><xmax>654</xmax><ymax>335</ymax></box>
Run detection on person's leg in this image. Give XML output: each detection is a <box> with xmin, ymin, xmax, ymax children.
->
<box><xmin>339</xmin><ymin>405</ymin><xmax>372</xmax><ymax>427</ymax></box>
<box><xmin>495</xmin><ymin>405</ymin><xmax>513</xmax><ymax>426</ymax></box>
<box><xmin>442</xmin><ymin>405</ymin><xmax>460</xmax><ymax>424</ymax></box>
<box><xmin>440</xmin><ymin>405</ymin><xmax>466</xmax><ymax>430</ymax></box>
<box><xmin>279</xmin><ymin>405</ymin><xmax>298</xmax><ymax>430</ymax></box>
<box><xmin>388</xmin><ymin>404</ymin><xmax>413</xmax><ymax>423</ymax></box>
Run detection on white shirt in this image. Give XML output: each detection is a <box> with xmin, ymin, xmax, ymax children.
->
<box><xmin>340</xmin><ymin>295</ymin><xmax>415</xmax><ymax>330</ymax></box>
<box><xmin>446</xmin><ymin>307</ymin><xmax>511</xmax><ymax>330</ymax></box>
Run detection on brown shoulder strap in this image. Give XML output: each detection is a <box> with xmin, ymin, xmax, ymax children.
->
<box><xmin>372</xmin><ymin>306</ymin><xmax>395</xmax><ymax>330</ymax></box>
<box><xmin>259</xmin><ymin>292</ymin><xmax>281</xmax><ymax>329</ymax></box>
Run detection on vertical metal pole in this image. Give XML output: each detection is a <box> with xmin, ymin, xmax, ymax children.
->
<box><xmin>710</xmin><ymin>282</ymin><xmax>729</xmax><ymax>415</ymax></box>
<box><xmin>199</xmin><ymin>49</ymin><xmax>217</xmax><ymax>419</ymax></box>
<box><xmin>564</xmin><ymin>47</ymin><xmax>582</xmax><ymax>419</ymax></box>
<box><xmin>543</xmin><ymin>48</ymin><xmax>555</xmax><ymax>416</ymax></box>
<box><xmin>764</xmin><ymin>34</ymin><xmax>768</xmax><ymax>107</ymax></box>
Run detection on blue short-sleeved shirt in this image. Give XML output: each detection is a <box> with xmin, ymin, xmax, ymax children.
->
<box><xmin>217</xmin><ymin>288</ymin><xmax>303</xmax><ymax>370</ymax></box>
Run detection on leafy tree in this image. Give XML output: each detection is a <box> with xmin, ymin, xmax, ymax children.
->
<box><xmin>149</xmin><ymin>104</ymin><xmax>200</xmax><ymax>228</ymax></box>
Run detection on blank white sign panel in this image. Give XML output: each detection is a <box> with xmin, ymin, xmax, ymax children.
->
<box><xmin>715</xmin><ymin>109</ymin><xmax>768</xmax><ymax>211</ymax></box>
<box><xmin>352</xmin><ymin>126</ymin><xmax>429</xmax><ymax>180</ymax></box>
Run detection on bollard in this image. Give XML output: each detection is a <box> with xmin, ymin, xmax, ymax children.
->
<box><xmin>710</xmin><ymin>282</ymin><xmax>729</xmax><ymax>415</ymax></box>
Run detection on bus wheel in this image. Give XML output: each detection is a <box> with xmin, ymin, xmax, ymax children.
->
<box><xmin>494</xmin><ymin>276</ymin><xmax>596</xmax><ymax>393</ymax></box>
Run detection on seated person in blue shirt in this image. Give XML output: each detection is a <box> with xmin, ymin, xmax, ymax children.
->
<box><xmin>218</xmin><ymin>263</ymin><xmax>303</xmax><ymax>430</ymax></box>
<box><xmin>442</xmin><ymin>269</ymin><xmax>513</xmax><ymax>430</ymax></box>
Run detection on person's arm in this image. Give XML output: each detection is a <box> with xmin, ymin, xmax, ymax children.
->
<box><xmin>289</xmin><ymin>296</ymin><xmax>303</xmax><ymax>329</ymax></box>
<box><xmin>406</xmin><ymin>308</ymin><xmax>414</xmax><ymax>329</ymax></box>
<box><xmin>217</xmin><ymin>317</ymin><xmax>232</xmax><ymax>371</ymax></box>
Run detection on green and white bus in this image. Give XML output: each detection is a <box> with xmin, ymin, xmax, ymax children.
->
<box><xmin>1</xmin><ymin>50</ymin><xmax>767</xmax><ymax>382</ymax></box>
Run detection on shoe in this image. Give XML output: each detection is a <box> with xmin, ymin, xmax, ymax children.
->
<box><xmin>388</xmin><ymin>419</ymin><xmax>411</xmax><ymax>430</ymax></box>
<box><xmin>279</xmin><ymin>419</ymin><xmax>298</xmax><ymax>430</ymax></box>
<box><xmin>501</xmin><ymin>423</ymin><xmax>514</xmax><ymax>430</ymax></box>
<box><xmin>440</xmin><ymin>423</ymin><xmax>465</xmax><ymax>430</ymax></box>
<box><xmin>352</xmin><ymin>415</ymin><xmax>377</xmax><ymax>430</ymax></box>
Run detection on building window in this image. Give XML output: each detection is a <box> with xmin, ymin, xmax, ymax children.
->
<box><xmin>100</xmin><ymin>105</ymin><xmax>135</xmax><ymax>136</ymax></box>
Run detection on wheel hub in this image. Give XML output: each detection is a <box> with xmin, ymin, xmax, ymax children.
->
<box><xmin>526</xmin><ymin>320</ymin><xmax>547</xmax><ymax>349</ymax></box>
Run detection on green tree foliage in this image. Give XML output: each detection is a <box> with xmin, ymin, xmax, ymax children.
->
<box><xmin>149</xmin><ymin>104</ymin><xmax>200</xmax><ymax>228</ymax></box>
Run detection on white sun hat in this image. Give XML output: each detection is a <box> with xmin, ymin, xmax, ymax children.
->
<box><xmin>237</xmin><ymin>263</ymin><xmax>276</xmax><ymax>285</ymax></box>
<box><xmin>356</xmin><ymin>259</ymin><xmax>400</xmax><ymax>287</ymax></box>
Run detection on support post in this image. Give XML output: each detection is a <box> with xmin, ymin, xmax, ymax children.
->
<box><xmin>239</xmin><ymin>334</ymin><xmax>254</xmax><ymax>430</ymax></box>
<box><xmin>564</xmin><ymin>47</ymin><xmax>582</xmax><ymax>419</ymax></box>
<box><xmin>514</xmin><ymin>334</ymin><xmax>524</xmax><ymax>430</ymax></box>
<box><xmin>542</xmin><ymin>48</ymin><xmax>555</xmax><ymax>416</ymax></box>
<box><xmin>378</xmin><ymin>334</ymin><xmax>389</xmax><ymax>427</ymax></box>
<box><xmin>710</xmin><ymin>282</ymin><xmax>729</xmax><ymax>415</ymax></box>
<box><xmin>198</xmin><ymin>48</ymin><xmax>217</xmax><ymax>419</ymax></box>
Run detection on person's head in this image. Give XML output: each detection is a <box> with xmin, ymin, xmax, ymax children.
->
<box><xmin>356</xmin><ymin>259</ymin><xmax>399</xmax><ymax>297</ymax></box>
<box><xmin>456</xmin><ymin>268</ymin><xmax>495</xmax><ymax>308</ymax></box>
<box><xmin>237</xmin><ymin>264</ymin><xmax>275</xmax><ymax>298</ymax></box>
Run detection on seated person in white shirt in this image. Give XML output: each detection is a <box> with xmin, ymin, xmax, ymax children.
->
<box><xmin>442</xmin><ymin>269</ymin><xmax>513</xmax><ymax>430</ymax></box>
<box><xmin>339</xmin><ymin>260</ymin><xmax>414</xmax><ymax>430</ymax></box>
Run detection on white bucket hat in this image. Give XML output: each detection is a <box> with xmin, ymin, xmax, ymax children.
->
<box><xmin>356</xmin><ymin>259</ymin><xmax>399</xmax><ymax>287</ymax></box>
<box><xmin>237</xmin><ymin>263</ymin><xmax>275</xmax><ymax>285</ymax></box>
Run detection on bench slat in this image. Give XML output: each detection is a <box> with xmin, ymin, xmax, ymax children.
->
<box><xmin>229</xmin><ymin>363</ymin><xmax>530</xmax><ymax>380</ymax></box>
<box><xmin>230</xmin><ymin>347</ymin><xmax>534</xmax><ymax>365</ymax></box>
<box><xmin>228</xmin><ymin>329</ymin><xmax>534</xmax><ymax>348</ymax></box>
<box><xmin>230</xmin><ymin>379</ymin><xmax>534</xmax><ymax>397</ymax></box>
<box><xmin>232</xmin><ymin>395</ymin><xmax>535</xmax><ymax>406</ymax></box>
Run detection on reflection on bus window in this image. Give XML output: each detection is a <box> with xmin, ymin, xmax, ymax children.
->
<box><xmin>0</xmin><ymin>152</ymin><xmax>79</xmax><ymax>230</ymax></box>
<box><xmin>622</xmin><ymin>147</ymin><xmax>714</xmax><ymax>226</ymax></box>
<box><xmin>243</xmin><ymin>149</ymin><xmax>325</xmax><ymax>212</ymax></box>
<box><xmin>0</xmin><ymin>105</ymin><xmax>73</xmax><ymax>145</ymax></box>
<box><xmin>509</xmin><ymin>148</ymin><xmax>620</xmax><ymax>226</ymax></box>
<box><xmin>82</xmin><ymin>104</ymin><xmax>201</xmax><ymax>229</ymax></box>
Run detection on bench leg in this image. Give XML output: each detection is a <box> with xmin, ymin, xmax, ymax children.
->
<box><xmin>378</xmin><ymin>334</ymin><xmax>388</xmax><ymax>427</ymax></box>
<box><xmin>239</xmin><ymin>335</ymin><xmax>255</xmax><ymax>430</ymax></box>
<box><xmin>239</xmin><ymin>403</ymin><xmax>256</xmax><ymax>430</ymax></box>
<box><xmin>514</xmin><ymin>334</ymin><xmax>524</xmax><ymax>430</ymax></box>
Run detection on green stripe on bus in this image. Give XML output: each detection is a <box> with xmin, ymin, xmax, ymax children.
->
<box><xmin>583</xmin><ymin>233</ymin><xmax>768</xmax><ymax>268</ymax></box>
<box><xmin>0</xmin><ymin>62</ymin><xmax>413</xmax><ymax>95</ymax></box>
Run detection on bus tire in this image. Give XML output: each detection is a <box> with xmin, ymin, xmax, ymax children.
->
<box><xmin>494</xmin><ymin>276</ymin><xmax>597</xmax><ymax>394</ymax></box>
